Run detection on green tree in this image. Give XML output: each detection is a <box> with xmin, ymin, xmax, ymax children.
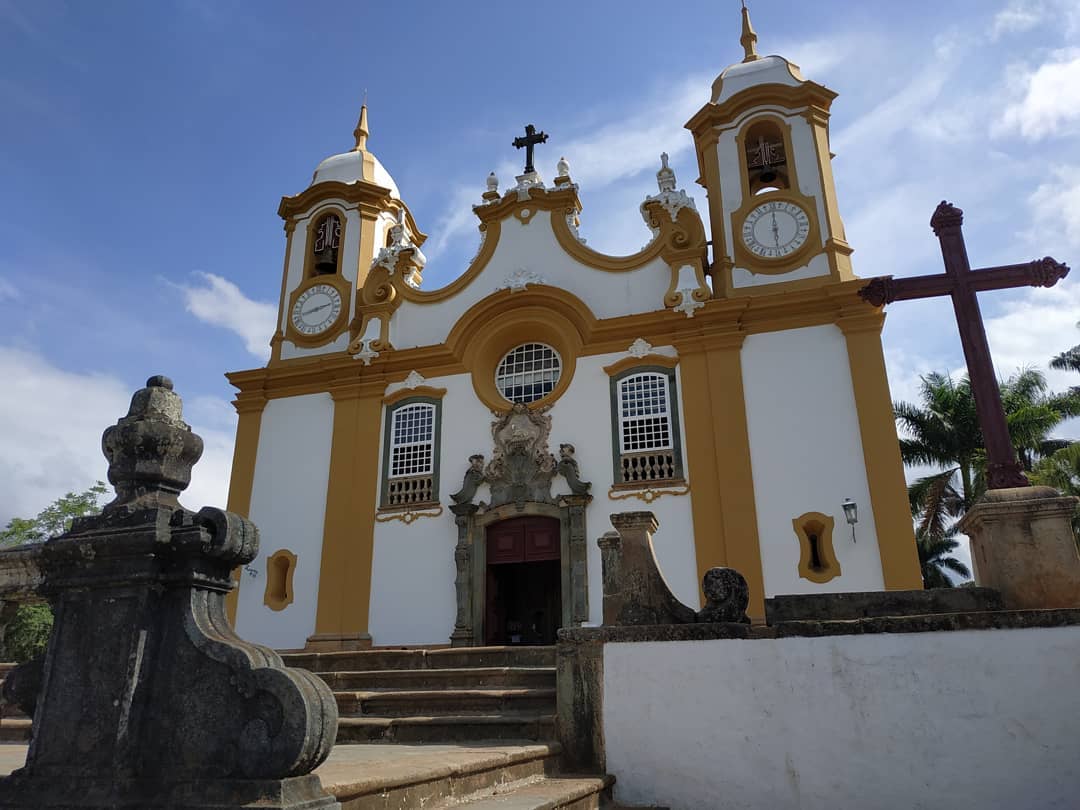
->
<box><xmin>896</xmin><ymin>370</ymin><xmax>1080</xmax><ymax>535</ymax></box>
<box><xmin>0</xmin><ymin>482</ymin><xmax>108</xmax><ymax>548</ymax></box>
<box><xmin>0</xmin><ymin>482</ymin><xmax>109</xmax><ymax>661</ymax></box>
<box><xmin>916</xmin><ymin>525</ymin><xmax>971</xmax><ymax>589</ymax></box>
<box><xmin>1050</xmin><ymin>345</ymin><xmax>1080</xmax><ymax>375</ymax></box>
<box><xmin>1030</xmin><ymin>443</ymin><xmax>1080</xmax><ymax>544</ymax></box>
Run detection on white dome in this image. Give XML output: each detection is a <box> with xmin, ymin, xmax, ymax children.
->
<box><xmin>310</xmin><ymin>149</ymin><xmax>400</xmax><ymax>198</ymax></box>
<box><xmin>710</xmin><ymin>55</ymin><xmax>805</xmax><ymax>105</ymax></box>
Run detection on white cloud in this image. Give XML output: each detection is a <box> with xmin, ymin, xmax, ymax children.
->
<box><xmin>0</xmin><ymin>347</ymin><xmax>235</xmax><ymax>528</ymax></box>
<box><xmin>990</xmin><ymin>0</ymin><xmax>1048</xmax><ymax>39</ymax></box>
<box><xmin>996</xmin><ymin>49</ymin><xmax>1080</xmax><ymax>140</ymax></box>
<box><xmin>176</xmin><ymin>272</ymin><xmax>276</xmax><ymax>361</ymax></box>
<box><xmin>0</xmin><ymin>277</ymin><xmax>17</xmax><ymax>302</ymax></box>
<box><xmin>1026</xmin><ymin>165</ymin><xmax>1080</xmax><ymax>252</ymax></box>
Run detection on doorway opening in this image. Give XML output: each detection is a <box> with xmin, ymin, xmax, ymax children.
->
<box><xmin>484</xmin><ymin>516</ymin><xmax>562</xmax><ymax>646</ymax></box>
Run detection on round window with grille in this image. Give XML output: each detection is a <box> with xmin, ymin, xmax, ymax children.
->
<box><xmin>494</xmin><ymin>343</ymin><xmax>562</xmax><ymax>404</ymax></box>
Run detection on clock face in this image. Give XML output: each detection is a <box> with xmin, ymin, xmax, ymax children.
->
<box><xmin>741</xmin><ymin>200</ymin><xmax>811</xmax><ymax>259</ymax></box>
<box><xmin>291</xmin><ymin>283</ymin><xmax>342</xmax><ymax>336</ymax></box>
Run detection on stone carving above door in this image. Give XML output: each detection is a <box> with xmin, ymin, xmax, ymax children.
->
<box><xmin>451</xmin><ymin>404</ymin><xmax>591</xmax><ymax>511</ymax></box>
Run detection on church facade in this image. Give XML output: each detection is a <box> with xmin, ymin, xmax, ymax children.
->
<box><xmin>225</xmin><ymin>16</ymin><xmax>922</xmax><ymax>652</ymax></box>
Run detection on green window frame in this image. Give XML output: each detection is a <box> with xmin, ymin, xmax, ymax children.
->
<box><xmin>380</xmin><ymin>396</ymin><xmax>442</xmax><ymax>509</ymax></box>
<box><xmin>609</xmin><ymin>366</ymin><xmax>685</xmax><ymax>486</ymax></box>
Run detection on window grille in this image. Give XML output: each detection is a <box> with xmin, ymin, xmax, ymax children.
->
<box><xmin>389</xmin><ymin>403</ymin><xmax>435</xmax><ymax>479</ymax></box>
<box><xmin>495</xmin><ymin>343</ymin><xmax>562</xmax><ymax>404</ymax></box>
<box><xmin>618</xmin><ymin>373</ymin><xmax>673</xmax><ymax>453</ymax></box>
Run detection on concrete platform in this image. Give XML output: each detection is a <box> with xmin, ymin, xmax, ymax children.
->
<box><xmin>0</xmin><ymin>741</ymin><xmax>603</xmax><ymax>809</ymax></box>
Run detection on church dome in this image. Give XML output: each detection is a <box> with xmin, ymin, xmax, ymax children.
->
<box><xmin>309</xmin><ymin>105</ymin><xmax>400</xmax><ymax>198</ymax></box>
<box><xmin>708</xmin><ymin>5</ymin><xmax>806</xmax><ymax>105</ymax></box>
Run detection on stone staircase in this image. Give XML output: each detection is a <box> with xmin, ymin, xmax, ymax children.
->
<box><xmin>280</xmin><ymin>645</ymin><xmax>557</xmax><ymax>745</ymax></box>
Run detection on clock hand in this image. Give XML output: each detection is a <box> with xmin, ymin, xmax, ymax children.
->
<box><xmin>771</xmin><ymin>212</ymin><xmax>780</xmax><ymax>248</ymax></box>
<box><xmin>302</xmin><ymin>302</ymin><xmax>332</xmax><ymax>317</ymax></box>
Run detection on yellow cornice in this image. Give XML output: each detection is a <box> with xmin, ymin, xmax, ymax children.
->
<box><xmin>227</xmin><ymin>278</ymin><xmax>878</xmax><ymax>401</ymax></box>
<box><xmin>685</xmin><ymin>81</ymin><xmax>837</xmax><ymax>143</ymax></box>
<box><xmin>602</xmin><ymin>354</ymin><xmax>679</xmax><ymax>377</ymax></box>
<box><xmin>382</xmin><ymin>385</ymin><xmax>448</xmax><ymax>407</ymax></box>
<box><xmin>278</xmin><ymin>180</ymin><xmax>394</xmax><ymax>221</ymax></box>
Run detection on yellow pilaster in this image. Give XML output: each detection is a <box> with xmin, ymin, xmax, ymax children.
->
<box><xmin>224</xmin><ymin>393</ymin><xmax>267</xmax><ymax>626</ymax></box>
<box><xmin>677</xmin><ymin>332</ymin><xmax>767</xmax><ymax>619</ymax></box>
<box><xmin>838</xmin><ymin>311</ymin><xmax>923</xmax><ymax>590</ymax></box>
<box><xmin>310</xmin><ymin>384</ymin><xmax>383</xmax><ymax>650</ymax></box>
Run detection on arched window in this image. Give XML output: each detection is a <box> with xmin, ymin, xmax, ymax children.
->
<box><xmin>310</xmin><ymin>213</ymin><xmax>342</xmax><ymax>275</ymax></box>
<box><xmin>611</xmin><ymin>367</ymin><xmax>684</xmax><ymax>485</ymax></box>
<box><xmin>382</xmin><ymin>399</ymin><xmax>441</xmax><ymax>508</ymax></box>
<box><xmin>495</xmin><ymin>343</ymin><xmax>562</xmax><ymax>404</ymax></box>
<box><xmin>743</xmin><ymin>120</ymin><xmax>790</xmax><ymax>195</ymax></box>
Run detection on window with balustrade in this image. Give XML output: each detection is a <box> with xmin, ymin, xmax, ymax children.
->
<box><xmin>381</xmin><ymin>397</ymin><xmax>441</xmax><ymax>508</ymax></box>
<box><xmin>610</xmin><ymin>367</ymin><xmax>684</xmax><ymax>486</ymax></box>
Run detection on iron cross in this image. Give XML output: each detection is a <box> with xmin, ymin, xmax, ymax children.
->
<box><xmin>860</xmin><ymin>201</ymin><xmax>1070</xmax><ymax>489</ymax></box>
<box><xmin>513</xmin><ymin>124</ymin><xmax>548</xmax><ymax>175</ymax></box>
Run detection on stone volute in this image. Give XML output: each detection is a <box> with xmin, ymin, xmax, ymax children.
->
<box><xmin>0</xmin><ymin>376</ymin><xmax>339</xmax><ymax>810</ymax></box>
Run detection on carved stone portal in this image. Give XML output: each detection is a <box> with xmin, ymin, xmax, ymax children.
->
<box><xmin>449</xmin><ymin>406</ymin><xmax>592</xmax><ymax>647</ymax></box>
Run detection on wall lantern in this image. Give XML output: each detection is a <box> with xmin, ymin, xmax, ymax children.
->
<box><xmin>244</xmin><ymin>565</ymin><xmax>259</xmax><ymax>579</ymax></box>
<box><xmin>841</xmin><ymin>498</ymin><xmax>858</xmax><ymax>542</ymax></box>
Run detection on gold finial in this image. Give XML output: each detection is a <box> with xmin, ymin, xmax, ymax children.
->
<box><xmin>740</xmin><ymin>1</ymin><xmax>760</xmax><ymax>63</ymax></box>
<box><xmin>352</xmin><ymin>102</ymin><xmax>369</xmax><ymax>151</ymax></box>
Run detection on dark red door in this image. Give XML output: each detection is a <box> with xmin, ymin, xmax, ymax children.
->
<box><xmin>485</xmin><ymin>517</ymin><xmax>561</xmax><ymax>645</ymax></box>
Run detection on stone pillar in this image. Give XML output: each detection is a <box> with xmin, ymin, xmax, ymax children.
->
<box><xmin>0</xmin><ymin>376</ymin><xmax>339</xmax><ymax>810</ymax></box>
<box><xmin>560</xmin><ymin>494</ymin><xmax>591</xmax><ymax>625</ymax></box>
<box><xmin>555</xmin><ymin>630</ymin><xmax>605</xmax><ymax>774</ymax></box>
<box><xmin>449</xmin><ymin>503</ymin><xmax>477</xmax><ymax>647</ymax></box>
<box><xmin>958</xmin><ymin>486</ymin><xmax>1080</xmax><ymax>610</ymax></box>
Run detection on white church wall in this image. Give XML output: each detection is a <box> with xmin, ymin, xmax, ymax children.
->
<box><xmin>236</xmin><ymin>392</ymin><xmax>335</xmax><ymax>650</ymax></box>
<box><xmin>741</xmin><ymin>325</ymin><xmax>884</xmax><ymax>596</ymax></box>
<box><xmin>390</xmin><ymin>211</ymin><xmax>673</xmax><ymax>350</ymax></box>
<box><xmin>603</xmin><ymin>627</ymin><xmax>1080</xmax><ymax>810</ymax></box>
<box><xmin>368</xmin><ymin>373</ymin><xmax>487</xmax><ymax>646</ymax></box>
<box><xmin>551</xmin><ymin>350</ymin><xmax>699</xmax><ymax>623</ymax></box>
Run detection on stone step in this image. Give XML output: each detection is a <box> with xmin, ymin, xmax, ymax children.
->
<box><xmin>0</xmin><ymin>719</ymin><xmax>30</xmax><ymax>743</ymax></box>
<box><xmin>444</xmin><ymin>774</ymin><xmax>614</xmax><ymax>809</ymax></box>
<box><xmin>336</xmin><ymin>714</ymin><xmax>555</xmax><ymax>743</ymax></box>
<box><xmin>321</xmin><ymin>742</ymin><xmax>559</xmax><ymax>809</ymax></box>
<box><xmin>284</xmin><ymin>645</ymin><xmax>556</xmax><ymax>673</ymax></box>
<box><xmin>319</xmin><ymin>666</ymin><xmax>556</xmax><ymax>692</ymax></box>
<box><xmin>336</xmin><ymin>687</ymin><xmax>556</xmax><ymax>717</ymax></box>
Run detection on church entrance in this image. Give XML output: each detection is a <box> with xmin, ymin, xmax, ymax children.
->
<box><xmin>484</xmin><ymin>516</ymin><xmax>562</xmax><ymax>646</ymax></box>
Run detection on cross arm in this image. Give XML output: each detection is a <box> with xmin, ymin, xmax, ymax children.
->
<box><xmin>967</xmin><ymin>257</ymin><xmax>1070</xmax><ymax>293</ymax></box>
<box><xmin>858</xmin><ymin>274</ymin><xmax>953</xmax><ymax>306</ymax></box>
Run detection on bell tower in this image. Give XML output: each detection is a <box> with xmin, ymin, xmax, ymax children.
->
<box><xmin>686</xmin><ymin>5</ymin><xmax>854</xmax><ymax>296</ymax></box>
<box><xmin>269</xmin><ymin>105</ymin><xmax>426</xmax><ymax>363</ymax></box>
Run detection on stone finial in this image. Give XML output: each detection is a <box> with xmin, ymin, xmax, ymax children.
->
<box><xmin>656</xmin><ymin>152</ymin><xmax>676</xmax><ymax>193</ymax></box>
<box><xmin>930</xmin><ymin>200</ymin><xmax>964</xmax><ymax>235</ymax></box>
<box><xmin>352</xmin><ymin>103</ymin><xmax>369</xmax><ymax>151</ymax></box>
<box><xmin>740</xmin><ymin>1</ymin><xmax>760</xmax><ymax>62</ymax></box>
<box><xmin>554</xmin><ymin>155</ymin><xmax>572</xmax><ymax>186</ymax></box>
<box><xmin>101</xmin><ymin>375</ymin><xmax>204</xmax><ymax>512</ymax></box>
<box><xmin>483</xmin><ymin>171</ymin><xmax>501</xmax><ymax>202</ymax></box>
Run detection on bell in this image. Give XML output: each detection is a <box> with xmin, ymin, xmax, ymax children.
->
<box><xmin>758</xmin><ymin>166</ymin><xmax>778</xmax><ymax>184</ymax></box>
<box><xmin>314</xmin><ymin>247</ymin><xmax>337</xmax><ymax>274</ymax></box>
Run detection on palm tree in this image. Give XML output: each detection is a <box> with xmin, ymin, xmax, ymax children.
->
<box><xmin>895</xmin><ymin>370</ymin><xmax>1080</xmax><ymax>534</ymax></box>
<box><xmin>1030</xmin><ymin>443</ymin><xmax>1080</xmax><ymax>545</ymax></box>
<box><xmin>1050</xmin><ymin>346</ymin><xmax>1080</xmax><ymax>375</ymax></box>
<box><xmin>916</xmin><ymin>525</ymin><xmax>971</xmax><ymax>589</ymax></box>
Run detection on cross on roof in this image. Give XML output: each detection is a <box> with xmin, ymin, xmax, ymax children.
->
<box><xmin>860</xmin><ymin>200</ymin><xmax>1070</xmax><ymax>490</ymax></box>
<box><xmin>512</xmin><ymin>124</ymin><xmax>548</xmax><ymax>175</ymax></box>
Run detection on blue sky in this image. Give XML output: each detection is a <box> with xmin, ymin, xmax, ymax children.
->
<box><xmin>2</xmin><ymin>0</ymin><xmax>1079</xmax><ymax>543</ymax></box>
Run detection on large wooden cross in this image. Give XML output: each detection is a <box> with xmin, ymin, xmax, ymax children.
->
<box><xmin>859</xmin><ymin>200</ymin><xmax>1070</xmax><ymax>490</ymax></box>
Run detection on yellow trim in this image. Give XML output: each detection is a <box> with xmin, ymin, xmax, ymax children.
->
<box><xmin>223</xmin><ymin>393</ymin><xmax>266</xmax><ymax>626</ymax></box>
<box><xmin>313</xmin><ymin>385</ymin><xmax>384</xmax><ymax>648</ymax></box>
<box><xmin>685</xmin><ymin>82</ymin><xmax>837</xmax><ymax>145</ymax></box>
<box><xmin>735</xmin><ymin>114</ymin><xmax>802</xmax><ymax>199</ymax></box>
<box><xmin>285</xmin><ymin>273</ymin><xmax>353</xmax><ymax>348</ymax></box>
<box><xmin>838</xmin><ymin>311</ymin><xmax>923</xmax><ymax>590</ymax></box>
<box><xmin>602</xmin><ymin>354</ymin><xmax>679</xmax><ymax>377</ymax></box>
<box><xmin>805</xmin><ymin>106</ymin><xmax>853</xmax><ymax>279</ymax></box>
<box><xmin>271</xmin><ymin>220</ymin><xmax>297</xmax><ymax>364</ymax></box>
<box><xmin>382</xmin><ymin>384</ymin><xmax>448</xmax><ymax>407</ymax></box>
<box><xmin>263</xmin><ymin>548</ymin><xmax>298</xmax><ymax>611</ymax></box>
<box><xmin>447</xmin><ymin>286</ymin><xmax>595</xmax><ymax>412</ymax></box>
<box><xmin>792</xmin><ymin>512</ymin><xmax>841</xmax><ymax>584</ymax></box>
<box><xmin>375</xmin><ymin>505</ymin><xmax>444</xmax><ymax>524</ymax></box>
<box><xmin>675</xmin><ymin>332</ymin><xmax>766</xmax><ymax>619</ymax></box>
<box><xmin>608</xmin><ymin>483</ymin><xmax>690</xmax><ymax>503</ymax></box>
